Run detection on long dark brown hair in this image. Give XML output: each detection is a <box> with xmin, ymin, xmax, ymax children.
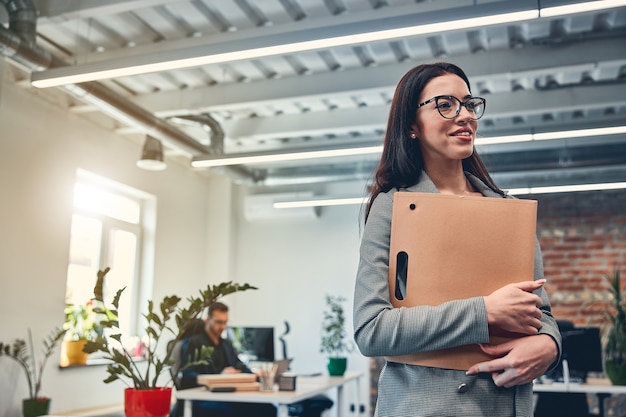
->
<box><xmin>364</xmin><ymin>62</ymin><xmax>503</xmax><ymax>222</ymax></box>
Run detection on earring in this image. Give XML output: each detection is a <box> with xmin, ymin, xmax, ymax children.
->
<box><xmin>410</xmin><ymin>132</ymin><xmax>417</xmax><ymax>139</ymax></box>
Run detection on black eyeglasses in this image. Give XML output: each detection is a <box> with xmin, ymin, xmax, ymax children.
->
<box><xmin>417</xmin><ymin>95</ymin><xmax>486</xmax><ymax>120</ymax></box>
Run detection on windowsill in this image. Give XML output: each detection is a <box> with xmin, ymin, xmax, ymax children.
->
<box><xmin>59</xmin><ymin>355</ymin><xmax>146</xmax><ymax>369</ymax></box>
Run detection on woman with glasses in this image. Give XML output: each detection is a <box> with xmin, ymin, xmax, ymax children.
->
<box><xmin>353</xmin><ymin>62</ymin><xmax>560</xmax><ymax>416</ymax></box>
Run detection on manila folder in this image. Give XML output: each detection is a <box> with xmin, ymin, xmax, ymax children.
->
<box><xmin>386</xmin><ymin>192</ymin><xmax>537</xmax><ymax>370</ymax></box>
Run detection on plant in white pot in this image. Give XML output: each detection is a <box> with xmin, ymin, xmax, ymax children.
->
<box><xmin>0</xmin><ymin>327</ymin><xmax>65</xmax><ymax>417</ymax></box>
<box><xmin>83</xmin><ymin>267</ymin><xmax>257</xmax><ymax>417</ymax></box>
<box><xmin>604</xmin><ymin>267</ymin><xmax>626</xmax><ymax>385</ymax></box>
<box><xmin>320</xmin><ymin>294</ymin><xmax>353</xmax><ymax>376</ymax></box>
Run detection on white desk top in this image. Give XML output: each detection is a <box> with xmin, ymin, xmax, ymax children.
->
<box><xmin>533</xmin><ymin>380</ymin><xmax>626</xmax><ymax>394</ymax></box>
<box><xmin>176</xmin><ymin>371</ymin><xmax>363</xmax><ymax>405</ymax></box>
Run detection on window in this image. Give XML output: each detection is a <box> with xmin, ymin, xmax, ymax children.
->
<box><xmin>64</xmin><ymin>170</ymin><xmax>157</xmax><ymax>356</ymax></box>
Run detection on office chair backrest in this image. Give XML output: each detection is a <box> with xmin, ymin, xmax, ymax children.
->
<box><xmin>168</xmin><ymin>339</ymin><xmax>185</xmax><ymax>390</ymax></box>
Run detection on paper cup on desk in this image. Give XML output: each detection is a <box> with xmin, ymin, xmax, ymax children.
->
<box><xmin>259</xmin><ymin>363</ymin><xmax>278</xmax><ymax>391</ymax></box>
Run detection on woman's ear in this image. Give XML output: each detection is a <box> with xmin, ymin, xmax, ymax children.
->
<box><xmin>410</xmin><ymin>123</ymin><xmax>420</xmax><ymax>140</ymax></box>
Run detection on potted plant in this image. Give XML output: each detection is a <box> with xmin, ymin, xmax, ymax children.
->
<box><xmin>320</xmin><ymin>294</ymin><xmax>352</xmax><ymax>376</ymax></box>
<box><xmin>0</xmin><ymin>327</ymin><xmax>66</xmax><ymax>417</ymax></box>
<box><xmin>604</xmin><ymin>267</ymin><xmax>626</xmax><ymax>385</ymax></box>
<box><xmin>63</xmin><ymin>299</ymin><xmax>101</xmax><ymax>365</ymax></box>
<box><xmin>83</xmin><ymin>267</ymin><xmax>257</xmax><ymax>417</ymax></box>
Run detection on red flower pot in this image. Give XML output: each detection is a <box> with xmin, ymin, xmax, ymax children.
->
<box><xmin>124</xmin><ymin>387</ymin><xmax>172</xmax><ymax>417</ymax></box>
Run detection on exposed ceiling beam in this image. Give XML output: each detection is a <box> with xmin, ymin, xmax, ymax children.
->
<box><xmin>33</xmin><ymin>0</ymin><xmax>175</xmax><ymax>22</ymax></box>
<box><xmin>31</xmin><ymin>0</ymin><xmax>553</xmax><ymax>87</ymax></box>
<box><xmin>33</xmin><ymin>0</ymin><xmax>471</xmax><ymax>63</ymax></box>
<box><xmin>216</xmin><ymin>83</ymin><xmax>626</xmax><ymax>141</ymax></box>
<box><xmin>129</xmin><ymin>37</ymin><xmax>626</xmax><ymax>117</ymax></box>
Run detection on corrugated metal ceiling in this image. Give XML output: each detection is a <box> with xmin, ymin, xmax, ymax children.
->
<box><xmin>2</xmin><ymin>0</ymin><xmax>626</xmax><ymax>193</ymax></box>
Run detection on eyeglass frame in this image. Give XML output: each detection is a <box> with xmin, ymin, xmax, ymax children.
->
<box><xmin>416</xmin><ymin>95</ymin><xmax>486</xmax><ymax>120</ymax></box>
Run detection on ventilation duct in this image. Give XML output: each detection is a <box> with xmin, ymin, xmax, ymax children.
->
<box><xmin>0</xmin><ymin>0</ymin><xmax>251</xmax><ymax>182</ymax></box>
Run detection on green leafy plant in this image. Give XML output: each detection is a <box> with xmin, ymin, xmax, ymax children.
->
<box><xmin>63</xmin><ymin>300</ymin><xmax>102</xmax><ymax>341</ymax></box>
<box><xmin>0</xmin><ymin>327</ymin><xmax>65</xmax><ymax>399</ymax></box>
<box><xmin>605</xmin><ymin>267</ymin><xmax>626</xmax><ymax>365</ymax></box>
<box><xmin>84</xmin><ymin>267</ymin><xmax>257</xmax><ymax>390</ymax></box>
<box><xmin>320</xmin><ymin>294</ymin><xmax>353</xmax><ymax>357</ymax></box>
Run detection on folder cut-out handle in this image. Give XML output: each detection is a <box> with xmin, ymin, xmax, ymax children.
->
<box><xmin>394</xmin><ymin>251</ymin><xmax>408</xmax><ymax>300</ymax></box>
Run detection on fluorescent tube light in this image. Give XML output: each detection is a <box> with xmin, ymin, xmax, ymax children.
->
<box><xmin>507</xmin><ymin>182</ymin><xmax>626</xmax><ymax>195</ymax></box>
<box><xmin>273</xmin><ymin>196</ymin><xmax>368</xmax><ymax>209</ymax></box>
<box><xmin>275</xmin><ymin>182</ymin><xmax>626</xmax><ymax>208</ymax></box>
<box><xmin>31</xmin><ymin>6</ymin><xmax>538</xmax><ymax>88</ymax></box>
<box><xmin>191</xmin><ymin>145</ymin><xmax>383</xmax><ymax>168</ymax></box>
<box><xmin>533</xmin><ymin>126</ymin><xmax>626</xmax><ymax>140</ymax></box>
<box><xmin>193</xmin><ymin>125</ymin><xmax>624</xmax><ymax>167</ymax></box>
<box><xmin>477</xmin><ymin>126</ymin><xmax>626</xmax><ymax>146</ymax></box>
<box><xmin>540</xmin><ymin>0</ymin><xmax>626</xmax><ymax>18</ymax></box>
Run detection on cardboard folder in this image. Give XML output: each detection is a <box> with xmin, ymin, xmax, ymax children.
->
<box><xmin>386</xmin><ymin>192</ymin><xmax>537</xmax><ymax>370</ymax></box>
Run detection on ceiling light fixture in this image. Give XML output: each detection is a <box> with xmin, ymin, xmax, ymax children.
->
<box><xmin>476</xmin><ymin>126</ymin><xmax>626</xmax><ymax>146</ymax></box>
<box><xmin>136</xmin><ymin>136</ymin><xmax>167</xmax><ymax>171</ymax></box>
<box><xmin>540</xmin><ymin>0</ymin><xmax>626</xmax><ymax>17</ymax></box>
<box><xmin>192</xmin><ymin>125</ymin><xmax>625</xmax><ymax>167</ymax></box>
<box><xmin>29</xmin><ymin>1</ymin><xmax>626</xmax><ymax>88</ymax></box>
<box><xmin>31</xmin><ymin>2</ymin><xmax>541</xmax><ymax>88</ymax></box>
<box><xmin>273</xmin><ymin>196</ymin><xmax>368</xmax><ymax>209</ymax></box>
<box><xmin>191</xmin><ymin>144</ymin><xmax>383</xmax><ymax>168</ymax></box>
<box><xmin>507</xmin><ymin>182</ymin><xmax>626</xmax><ymax>195</ymax></box>
<box><xmin>29</xmin><ymin>0</ymin><xmax>626</xmax><ymax>88</ymax></box>
<box><xmin>274</xmin><ymin>181</ymin><xmax>626</xmax><ymax>208</ymax></box>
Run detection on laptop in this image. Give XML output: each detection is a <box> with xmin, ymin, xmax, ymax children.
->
<box><xmin>249</xmin><ymin>358</ymin><xmax>293</xmax><ymax>382</ymax></box>
<box><xmin>273</xmin><ymin>358</ymin><xmax>293</xmax><ymax>382</ymax></box>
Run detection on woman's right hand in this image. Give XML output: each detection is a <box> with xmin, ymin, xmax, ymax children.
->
<box><xmin>483</xmin><ymin>279</ymin><xmax>546</xmax><ymax>335</ymax></box>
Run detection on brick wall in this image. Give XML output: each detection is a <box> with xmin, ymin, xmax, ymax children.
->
<box><xmin>538</xmin><ymin>190</ymin><xmax>626</xmax><ymax>327</ymax></box>
<box><xmin>368</xmin><ymin>189</ymin><xmax>626</xmax><ymax>415</ymax></box>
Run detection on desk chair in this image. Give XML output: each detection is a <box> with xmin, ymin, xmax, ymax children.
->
<box><xmin>168</xmin><ymin>339</ymin><xmax>185</xmax><ymax>417</ymax></box>
<box><xmin>288</xmin><ymin>394</ymin><xmax>334</xmax><ymax>417</ymax></box>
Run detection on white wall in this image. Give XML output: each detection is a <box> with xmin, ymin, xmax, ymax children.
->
<box><xmin>0</xmin><ymin>72</ymin><xmax>226</xmax><ymax>416</ymax></box>
<box><xmin>227</xmin><ymin>184</ymin><xmax>371</xmax><ymax>415</ymax></box>
<box><xmin>0</xmin><ymin>68</ymin><xmax>371</xmax><ymax>416</ymax></box>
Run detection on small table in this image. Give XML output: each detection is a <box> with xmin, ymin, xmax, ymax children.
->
<box><xmin>176</xmin><ymin>371</ymin><xmax>363</xmax><ymax>417</ymax></box>
<box><xmin>534</xmin><ymin>380</ymin><xmax>626</xmax><ymax>416</ymax></box>
<box><xmin>533</xmin><ymin>360</ymin><xmax>626</xmax><ymax>416</ymax></box>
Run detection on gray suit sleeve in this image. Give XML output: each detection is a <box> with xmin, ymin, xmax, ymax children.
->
<box><xmin>532</xmin><ymin>239</ymin><xmax>563</xmax><ymax>370</ymax></box>
<box><xmin>353</xmin><ymin>192</ymin><xmax>490</xmax><ymax>357</ymax></box>
<box><xmin>353</xmin><ymin>192</ymin><xmax>562</xmax><ymax>364</ymax></box>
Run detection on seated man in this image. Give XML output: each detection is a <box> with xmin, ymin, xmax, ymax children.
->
<box><xmin>175</xmin><ymin>302</ymin><xmax>276</xmax><ymax>417</ymax></box>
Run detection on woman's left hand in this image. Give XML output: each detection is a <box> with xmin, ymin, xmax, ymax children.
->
<box><xmin>466</xmin><ymin>334</ymin><xmax>558</xmax><ymax>388</ymax></box>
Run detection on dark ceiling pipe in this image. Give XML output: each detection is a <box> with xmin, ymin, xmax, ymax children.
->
<box><xmin>0</xmin><ymin>0</ymin><xmax>255</xmax><ymax>184</ymax></box>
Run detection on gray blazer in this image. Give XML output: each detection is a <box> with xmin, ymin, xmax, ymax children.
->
<box><xmin>353</xmin><ymin>171</ymin><xmax>561</xmax><ymax>417</ymax></box>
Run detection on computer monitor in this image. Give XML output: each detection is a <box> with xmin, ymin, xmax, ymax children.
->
<box><xmin>226</xmin><ymin>326</ymin><xmax>275</xmax><ymax>363</ymax></box>
<box><xmin>562</xmin><ymin>327</ymin><xmax>603</xmax><ymax>379</ymax></box>
<box><xmin>546</xmin><ymin>326</ymin><xmax>603</xmax><ymax>383</ymax></box>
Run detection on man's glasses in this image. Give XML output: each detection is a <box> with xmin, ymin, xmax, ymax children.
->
<box><xmin>417</xmin><ymin>95</ymin><xmax>486</xmax><ymax>120</ymax></box>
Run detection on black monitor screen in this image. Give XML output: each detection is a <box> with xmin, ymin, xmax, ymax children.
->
<box><xmin>562</xmin><ymin>327</ymin><xmax>603</xmax><ymax>374</ymax></box>
<box><xmin>226</xmin><ymin>326</ymin><xmax>275</xmax><ymax>362</ymax></box>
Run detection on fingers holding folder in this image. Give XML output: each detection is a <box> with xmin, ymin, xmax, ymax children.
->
<box><xmin>484</xmin><ymin>279</ymin><xmax>546</xmax><ymax>336</ymax></box>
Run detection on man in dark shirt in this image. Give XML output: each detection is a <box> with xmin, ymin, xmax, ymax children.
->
<box><xmin>181</xmin><ymin>302</ymin><xmax>249</xmax><ymax>384</ymax></box>
<box><xmin>177</xmin><ymin>302</ymin><xmax>276</xmax><ymax>417</ymax></box>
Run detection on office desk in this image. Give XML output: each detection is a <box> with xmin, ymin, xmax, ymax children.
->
<box><xmin>176</xmin><ymin>371</ymin><xmax>363</xmax><ymax>417</ymax></box>
<box><xmin>533</xmin><ymin>380</ymin><xmax>626</xmax><ymax>416</ymax></box>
